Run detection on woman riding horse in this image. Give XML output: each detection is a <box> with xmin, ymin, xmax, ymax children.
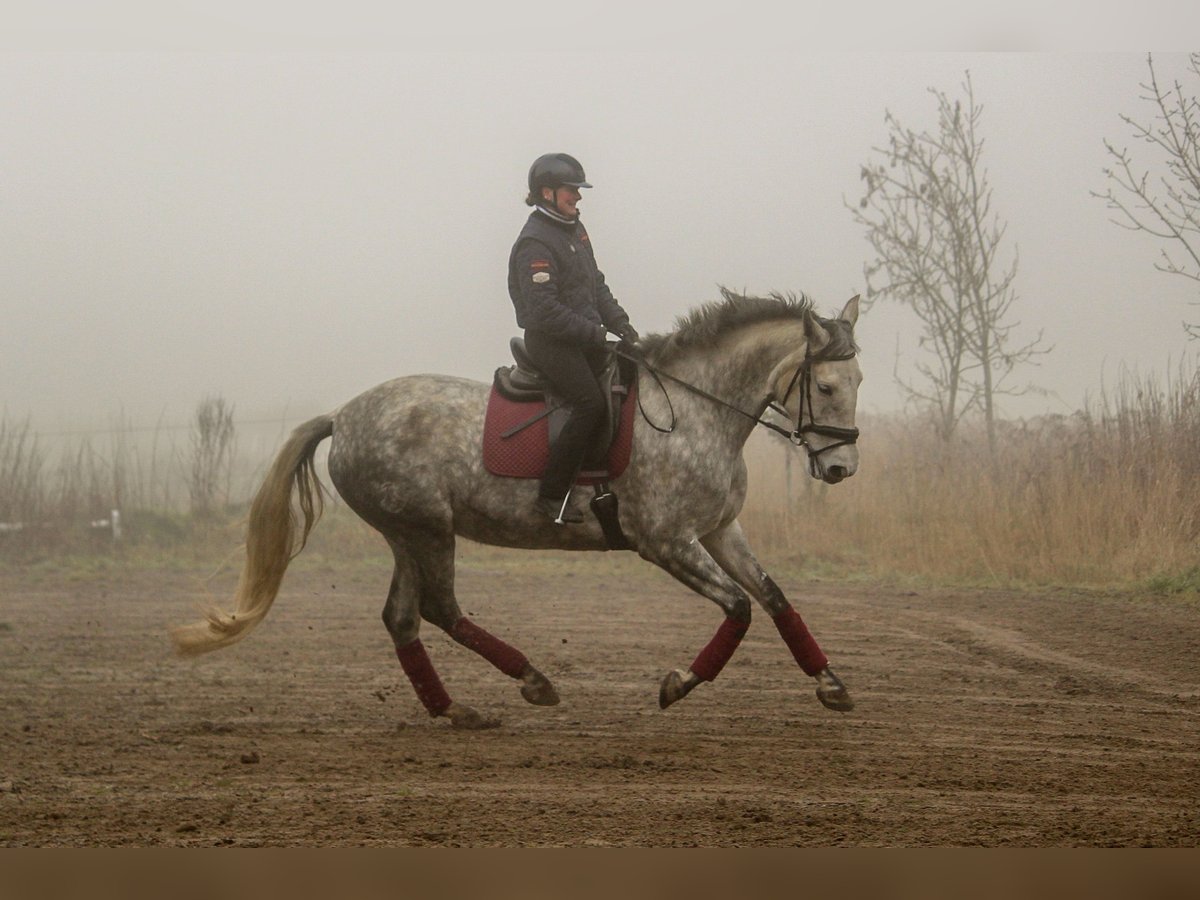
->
<box><xmin>508</xmin><ymin>153</ymin><xmax>641</xmax><ymax>524</ymax></box>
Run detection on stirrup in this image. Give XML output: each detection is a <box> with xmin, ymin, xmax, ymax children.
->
<box><xmin>535</xmin><ymin>494</ymin><xmax>584</xmax><ymax>524</ymax></box>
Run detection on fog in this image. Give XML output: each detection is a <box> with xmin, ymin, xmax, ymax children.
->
<box><xmin>4</xmin><ymin>22</ymin><xmax>1198</xmax><ymax>438</ymax></box>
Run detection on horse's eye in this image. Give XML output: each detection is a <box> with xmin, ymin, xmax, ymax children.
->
<box><xmin>817</xmin><ymin>382</ymin><xmax>834</xmax><ymax>396</ymax></box>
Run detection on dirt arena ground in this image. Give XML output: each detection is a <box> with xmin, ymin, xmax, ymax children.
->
<box><xmin>2</xmin><ymin>549</ymin><xmax>1199</xmax><ymax>847</ymax></box>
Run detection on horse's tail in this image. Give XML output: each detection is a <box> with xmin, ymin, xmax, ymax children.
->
<box><xmin>170</xmin><ymin>414</ymin><xmax>335</xmax><ymax>656</ymax></box>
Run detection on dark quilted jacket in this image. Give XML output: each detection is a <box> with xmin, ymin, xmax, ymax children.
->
<box><xmin>507</xmin><ymin>209</ymin><xmax>630</xmax><ymax>347</ymax></box>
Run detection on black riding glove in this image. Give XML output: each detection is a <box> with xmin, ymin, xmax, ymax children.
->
<box><xmin>615</xmin><ymin>324</ymin><xmax>642</xmax><ymax>360</ymax></box>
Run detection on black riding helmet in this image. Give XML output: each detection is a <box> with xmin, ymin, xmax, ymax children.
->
<box><xmin>528</xmin><ymin>153</ymin><xmax>593</xmax><ymax>194</ymax></box>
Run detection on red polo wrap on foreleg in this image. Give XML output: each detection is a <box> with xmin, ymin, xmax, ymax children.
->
<box><xmin>773</xmin><ymin>606</ymin><xmax>828</xmax><ymax>676</ymax></box>
<box><xmin>690</xmin><ymin>616</ymin><xmax>750</xmax><ymax>682</ymax></box>
<box><xmin>395</xmin><ymin>639</ymin><xmax>452</xmax><ymax>716</ymax></box>
<box><xmin>450</xmin><ymin>617</ymin><xmax>529</xmax><ymax>678</ymax></box>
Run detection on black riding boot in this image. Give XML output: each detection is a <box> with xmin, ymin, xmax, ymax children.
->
<box><xmin>524</xmin><ymin>331</ymin><xmax>607</xmax><ymax>523</ymax></box>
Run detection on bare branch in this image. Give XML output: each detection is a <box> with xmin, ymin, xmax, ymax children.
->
<box><xmin>1095</xmin><ymin>53</ymin><xmax>1200</xmax><ymax>333</ymax></box>
<box><xmin>849</xmin><ymin>71</ymin><xmax>1045</xmax><ymax>449</ymax></box>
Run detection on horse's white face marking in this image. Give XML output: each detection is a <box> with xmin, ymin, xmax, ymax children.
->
<box><xmin>805</xmin><ymin>355</ymin><xmax>862</xmax><ymax>483</ymax></box>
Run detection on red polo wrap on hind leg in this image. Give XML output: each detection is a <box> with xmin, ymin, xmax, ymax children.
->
<box><xmin>690</xmin><ymin>616</ymin><xmax>751</xmax><ymax>682</ymax></box>
<box><xmin>394</xmin><ymin>639</ymin><xmax>452</xmax><ymax>716</ymax></box>
<box><xmin>773</xmin><ymin>606</ymin><xmax>828</xmax><ymax>676</ymax></box>
<box><xmin>450</xmin><ymin>617</ymin><xmax>529</xmax><ymax>679</ymax></box>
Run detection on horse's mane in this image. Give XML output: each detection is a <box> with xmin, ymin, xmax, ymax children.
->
<box><xmin>639</xmin><ymin>287</ymin><xmax>857</xmax><ymax>363</ymax></box>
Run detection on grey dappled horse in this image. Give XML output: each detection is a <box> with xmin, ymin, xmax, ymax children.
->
<box><xmin>172</xmin><ymin>291</ymin><xmax>863</xmax><ymax>728</ymax></box>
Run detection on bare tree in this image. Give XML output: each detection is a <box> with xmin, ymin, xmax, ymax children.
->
<box><xmin>188</xmin><ymin>395</ymin><xmax>236</xmax><ymax>517</ymax></box>
<box><xmin>850</xmin><ymin>72</ymin><xmax>1047</xmax><ymax>449</ymax></box>
<box><xmin>1095</xmin><ymin>53</ymin><xmax>1200</xmax><ymax>336</ymax></box>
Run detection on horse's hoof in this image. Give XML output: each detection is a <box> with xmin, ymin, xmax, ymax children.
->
<box><xmin>443</xmin><ymin>702</ymin><xmax>501</xmax><ymax>730</ymax></box>
<box><xmin>815</xmin><ymin>667</ymin><xmax>855</xmax><ymax>712</ymax></box>
<box><xmin>658</xmin><ymin>668</ymin><xmax>700</xmax><ymax>709</ymax></box>
<box><xmin>519</xmin><ymin>666</ymin><xmax>560</xmax><ymax>706</ymax></box>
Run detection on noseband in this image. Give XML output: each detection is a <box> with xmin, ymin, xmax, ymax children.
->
<box><xmin>768</xmin><ymin>351</ymin><xmax>861</xmax><ymax>476</ymax></box>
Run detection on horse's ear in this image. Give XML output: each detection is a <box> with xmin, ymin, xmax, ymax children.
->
<box><xmin>840</xmin><ymin>295</ymin><xmax>860</xmax><ymax>326</ymax></box>
<box><xmin>804</xmin><ymin>309</ymin><xmax>832</xmax><ymax>353</ymax></box>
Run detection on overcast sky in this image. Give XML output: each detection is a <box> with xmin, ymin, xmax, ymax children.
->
<box><xmin>4</xmin><ymin>7</ymin><xmax>1200</xmax><ymax>436</ymax></box>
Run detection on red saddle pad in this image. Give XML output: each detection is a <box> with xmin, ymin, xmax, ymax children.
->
<box><xmin>482</xmin><ymin>381</ymin><xmax>637</xmax><ymax>484</ymax></box>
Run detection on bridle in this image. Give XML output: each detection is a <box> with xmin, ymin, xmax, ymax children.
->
<box><xmin>615</xmin><ymin>345</ymin><xmax>860</xmax><ymax>478</ymax></box>
<box><xmin>767</xmin><ymin>350</ymin><xmax>861</xmax><ymax>476</ymax></box>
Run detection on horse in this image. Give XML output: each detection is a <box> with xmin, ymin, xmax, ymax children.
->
<box><xmin>171</xmin><ymin>289</ymin><xmax>863</xmax><ymax>728</ymax></box>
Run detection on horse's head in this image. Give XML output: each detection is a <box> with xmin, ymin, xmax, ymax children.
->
<box><xmin>768</xmin><ymin>295</ymin><xmax>862</xmax><ymax>484</ymax></box>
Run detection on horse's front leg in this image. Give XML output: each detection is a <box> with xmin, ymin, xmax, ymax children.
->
<box><xmin>640</xmin><ymin>537</ymin><xmax>755</xmax><ymax>709</ymax></box>
<box><xmin>701</xmin><ymin>521</ymin><xmax>854</xmax><ymax>712</ymax></box>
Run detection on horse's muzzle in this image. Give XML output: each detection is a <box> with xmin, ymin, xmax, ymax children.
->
<box><xmin>822</xmin><ymin>465</ymin><xmax>851</xmax><ymax>484</ymax></box>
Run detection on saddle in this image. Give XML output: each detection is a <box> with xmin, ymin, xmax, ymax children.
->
<box><xmin>484</xmin><ymin>338</ymin><xmax>637</xmax><ymax>485</ymax></box>
<box><xmin>494</xmin><ymin>338</ymin><xmax>627</xmax><ymax>452</ymax></box>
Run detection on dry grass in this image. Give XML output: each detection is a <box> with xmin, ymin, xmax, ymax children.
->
<box><xmin>6</xmin><ymin>365</ymin><xmax>1200</xmax><ymax>590</ymax></box>
<box><xmin>742</xmin><ymin>362</ymin><xmax>1200</xmax><ymax>587</ymax></box>
<box><xmin>0</xmin><ymin>403</ymin><xmax>252</xmax><ymax>557</ymax></box>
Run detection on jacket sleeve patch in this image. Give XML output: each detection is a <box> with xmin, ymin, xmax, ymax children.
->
<box><xmin>530</xmin><ymin>259</ymin><xmax>551</xmax><ymax>269</ymax></box>
<box><xmin>532</xmin><ymin>272</ymin><xmax>551</xmax><ymax>283</ymax></box>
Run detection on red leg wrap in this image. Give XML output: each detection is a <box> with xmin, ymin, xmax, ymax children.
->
<box><xmin>773</xmin><ymin>606</ymin><xmax>828</xmax><ymax>676</ymax></box>
<box><xmin>450</xmin><ymin>617</ymin><xmax>529</xmax><ymax>679</ymax></box>
<box><xmin>690</xmin><ymin>616</ymin><xmax>750</xmax><ymax>682</ymax></box>
<box><xmin>394</xmin><ymin>639</ymin><xmax>452</xmax><ymax>716</ymax></box>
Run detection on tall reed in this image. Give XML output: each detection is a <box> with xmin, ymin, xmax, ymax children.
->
<box><xmin>741</xmin><ymin>361</ymin><xmax>1200</xmax><ymax>585</ymax></box>
<box><xmin>0</xmin><ymin>417</ymin><xmax>43</xmax><ymax>528</ymax></box>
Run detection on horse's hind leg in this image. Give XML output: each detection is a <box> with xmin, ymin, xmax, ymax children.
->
<box><xmin>382</xmin><ymin>537</ymin><xmax>504</xmax><ymax>729</ymax></box>
<box><xmin>382</xmin><ymin>543</ymin><xmax>457</xmax><ymax>721</ymax></box>
<box><xmin>409</xmin><ymin>531</ymin><xmax>560</xmax><ymax>711</ymax></box>
<box><xmin>383</xmin><ymin>541</ymin><xmax>501</xmax><ymax>726</ymax></box>
<box><xmin>701</xmin><ymin>520</ymin><xmax>853</xmax><ymax>712</ymax></box>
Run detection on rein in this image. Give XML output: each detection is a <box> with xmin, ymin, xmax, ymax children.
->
<box><xmin>614</xmin><ymin>346</ymin><xmax>860</xmax><ymax>475</ymax></box>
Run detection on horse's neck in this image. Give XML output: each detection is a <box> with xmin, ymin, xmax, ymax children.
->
<box><xmin>677</xmin><ymin>320</ymin><xmax>805</xmax><ymax>403</ymax></box>
<box><xmin>665</xmin><ymin>321</ymin><xmax>807</xmax><ymax>444</ymax></box>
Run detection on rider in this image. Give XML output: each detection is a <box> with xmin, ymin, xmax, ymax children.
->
<box><xmin>508</xmin><ymin>153</ymin><xmax>640</xmax><ymax>524</ymax></box>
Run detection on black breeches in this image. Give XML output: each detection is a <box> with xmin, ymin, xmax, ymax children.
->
<box><xmin>523</xmin><ymin>330</ymin><xmax>608</xmax><ymax>499</ymax></box>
